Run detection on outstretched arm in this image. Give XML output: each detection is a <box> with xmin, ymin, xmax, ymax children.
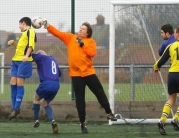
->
<box><xmin>7</xmin><ymin>40</ymin><xmax>17</xmax><ymax>47</ymax></box>
<box><xmin>42</xmin><ymin>18</ymin><xmax>73</xmax><ymax>45</ymax></box>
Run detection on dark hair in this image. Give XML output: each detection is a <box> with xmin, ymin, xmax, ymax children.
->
<box><xmin>161</xmin><ymin>24</ymin><xmax>174</xmax><ymax>35</ymax></box>
<box><xmin>19</xmin><ymin>17</ymin><xmax>31</xmax><ymax>26</ymax></box>
<box><xmin>82</xmin><ymin>22</ymin><xmax>92</xmax><ymax>38</ymax></box>
<box><xmin>175</xmin><ymin>26</ymin><xmax>179</xmax><ymax>34</ymax></box>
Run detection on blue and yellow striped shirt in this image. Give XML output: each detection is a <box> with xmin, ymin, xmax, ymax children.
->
<box><xmin>12</xmin><ymin>28</ymin><xmax>36</xmax><ymax>61</ymax></box>
<box><xmin>155</xmin><ymin>41</ymin><xmax>179</xmax><ymax>72</ymax></box>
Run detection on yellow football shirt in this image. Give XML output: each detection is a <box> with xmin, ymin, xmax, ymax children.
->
<box><xmin>12</xmin><ymin>28</ymin><xmax>36</xmax><ymax>61</ymax></box>
<box><xmin>154</xmin><ymin>41</ymin><xmax>179</xmax><ymax>72</ymax></box>
<box><xmin>168</xmin><ymin>41</ymin><xmax>179</xmax><ymax>72</ymax></box>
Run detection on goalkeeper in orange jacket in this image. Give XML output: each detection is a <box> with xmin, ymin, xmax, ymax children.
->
<box><xmin>42</xmin><ymin>19</ymin><xmax>117</xmax><ymax>133</ymax></box>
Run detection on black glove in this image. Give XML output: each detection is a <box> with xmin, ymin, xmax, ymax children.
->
<box><xmin>76</xmin><ymin>38</ymin><xmax>84</xmax><ymax>47</ymax></box>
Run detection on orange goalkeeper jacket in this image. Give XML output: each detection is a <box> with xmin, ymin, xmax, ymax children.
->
<box><xmin>47</xmin><ymin>25</ymin><xmax>96</xmax><ymax>77</ymax></box>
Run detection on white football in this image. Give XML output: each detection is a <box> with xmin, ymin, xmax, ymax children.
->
<box><xmin>31</xmin><ymin>16</ymin><xmax>43</xmax><ymax>29</ymax></box>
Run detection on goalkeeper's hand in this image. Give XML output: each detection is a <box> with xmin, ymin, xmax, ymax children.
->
<box><xmin>42</xmin><ymin>18</ymin><xmax>49</xmax><ymax>29</ymax></box>
<box><xmin>76</xmin><ymin>38</ymin><xmax>84</xmax><ymax>47</ymax></box>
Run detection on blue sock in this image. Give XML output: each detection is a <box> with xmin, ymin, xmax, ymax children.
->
<box><xmin>44</xmin><ymin>105</ymin><xmax>54</xmax><ymax>122</ymax></box>
<box><xmin>32</xmin><ymin>104</ymin><xmax>40</xmax><ymax>120</ymax></box>
<box><xmin>11</xmin><ymin>85</ymin><xmax>17</xmax><ymax>109</ymax></box>
<box><xmin>14</xmin><ymin>86</ymin><xmax>24</xmax><ymax>110</ymax></box>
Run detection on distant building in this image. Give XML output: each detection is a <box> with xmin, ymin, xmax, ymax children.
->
<box><xmin>0</xmin><ymin>30</ymin><xmax>8</xmax><ymax>49</ymax></box>
<box><xmin>91</xmin><ymin>14</ymin><xmax>109</xmax><ymax>49</ymax></box>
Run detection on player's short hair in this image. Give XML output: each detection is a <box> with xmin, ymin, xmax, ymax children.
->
<box><xmin>82</xmin><ymin>22</ymin><xmax>93</xmax><ymax>38</ymax></box>
<box><xmin>36</xmin><ymin>50</ymin><xmax>47</xmax><ymax>55</ymax></box>
<box><xmin>161</xmin><ymin>24</ymin><xmax>174</xmax><ymax>35</ymax></box>
<box><xmin>175</xmin><ymin>26</ymin><xmax>179</xmax><ymax>34</ymax></box>
<box><xmin>19</xmin><ymin>17</ymin><xmax>31</xmax><ymax>27</ymax></box>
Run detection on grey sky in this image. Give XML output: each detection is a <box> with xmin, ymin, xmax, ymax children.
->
<box><xmin>0</xmin><ymin>0</ymin><xmax>110</xmax><ymax>33</ymax></box>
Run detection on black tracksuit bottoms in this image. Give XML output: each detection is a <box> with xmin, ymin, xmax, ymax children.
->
<box><xmin>72</xmin><ymin>74</ymin><xmax>112</xmax><ymax>123</ymax></box>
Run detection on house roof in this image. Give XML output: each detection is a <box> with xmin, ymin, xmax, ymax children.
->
<box><xmin>1</xmin><ymin>33</ymin><xmax>161</xmax><ymax>66</ymax></box>
<box><xmin>117</xmin><ymin>45</ymin><xmax>160</xmax><ymax>65</ymax></box>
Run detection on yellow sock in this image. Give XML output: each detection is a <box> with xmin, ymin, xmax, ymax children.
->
<box><xmin>160</xmin><ymin>102</ymin><xmax>171</xmax><ymax>123</ymax></box>
<box><xmin>174</xmin><ymin>106</ymin><xmax>179</xmax><ymax>120</ymax></box>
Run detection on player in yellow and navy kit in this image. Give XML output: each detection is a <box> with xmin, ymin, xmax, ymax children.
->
<box><xmin>154</xmin><ymin>26</ymin><xmax>179</xmax><ymax>135</ymax></box>
<box><xmin>7</xmin><ymin>17</ymin><xmax>36</xmax><ymax>120</ymax></box>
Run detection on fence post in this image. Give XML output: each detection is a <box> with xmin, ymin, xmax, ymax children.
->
<box><xmin>130</xmin><ymin>64</ymin><xmax>135</xmax><ymax>101</ymax></box>
<box><xmin>71</xmin><ymin>0</ymin><xmax>75</xmax><ymax>100</ymax></box>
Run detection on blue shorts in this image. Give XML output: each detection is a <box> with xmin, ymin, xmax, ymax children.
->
<box><xmin>168</xmin><ymin>72</ymin><xmax>179</xmax><ymax>95</ymax></box>
<box><xmin>36</xmin><ymin>81</ymin><xmax>60</xmax><ymax>103</ymax></box>
<box><xmin>11</xmin><ymin>61</ymin><xmax>32</xmax><ymax>78</ymax></box>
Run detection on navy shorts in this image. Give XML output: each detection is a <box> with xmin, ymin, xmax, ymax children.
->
<box><xmin>36</xmin><ymin>81</ymin><xmax>60</xmax><ymax>103</ymax></box>
<box><xmin>11</xmin><ymin>61</ymin><xmax>32</xmax><ymax>78</ymax></box>
<box><xmin>168</xmin><ymin>72</ymin><xmax>179</xmax><ymax>95</ymax></box>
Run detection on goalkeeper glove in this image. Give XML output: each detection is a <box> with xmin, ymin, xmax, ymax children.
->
<box><xmin>76</xmin><ymin>38</ymin><xmax>84</xmax><ymax>47</ymax></box>
<box><xmin>42</xmin><ymin>18</ymin><xmax>49</xmax><ymax>29</ymax></box>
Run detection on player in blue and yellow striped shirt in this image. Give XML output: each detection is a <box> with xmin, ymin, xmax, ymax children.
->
<box><xmin>154</xmin><ymin>26</ymin><xmax>179</xmax><ymax>135</ymax></box>
<box><xmin>7</xmin><ymin>17</ymin><xmax>37</xmax><ymax>120</ymax></box>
